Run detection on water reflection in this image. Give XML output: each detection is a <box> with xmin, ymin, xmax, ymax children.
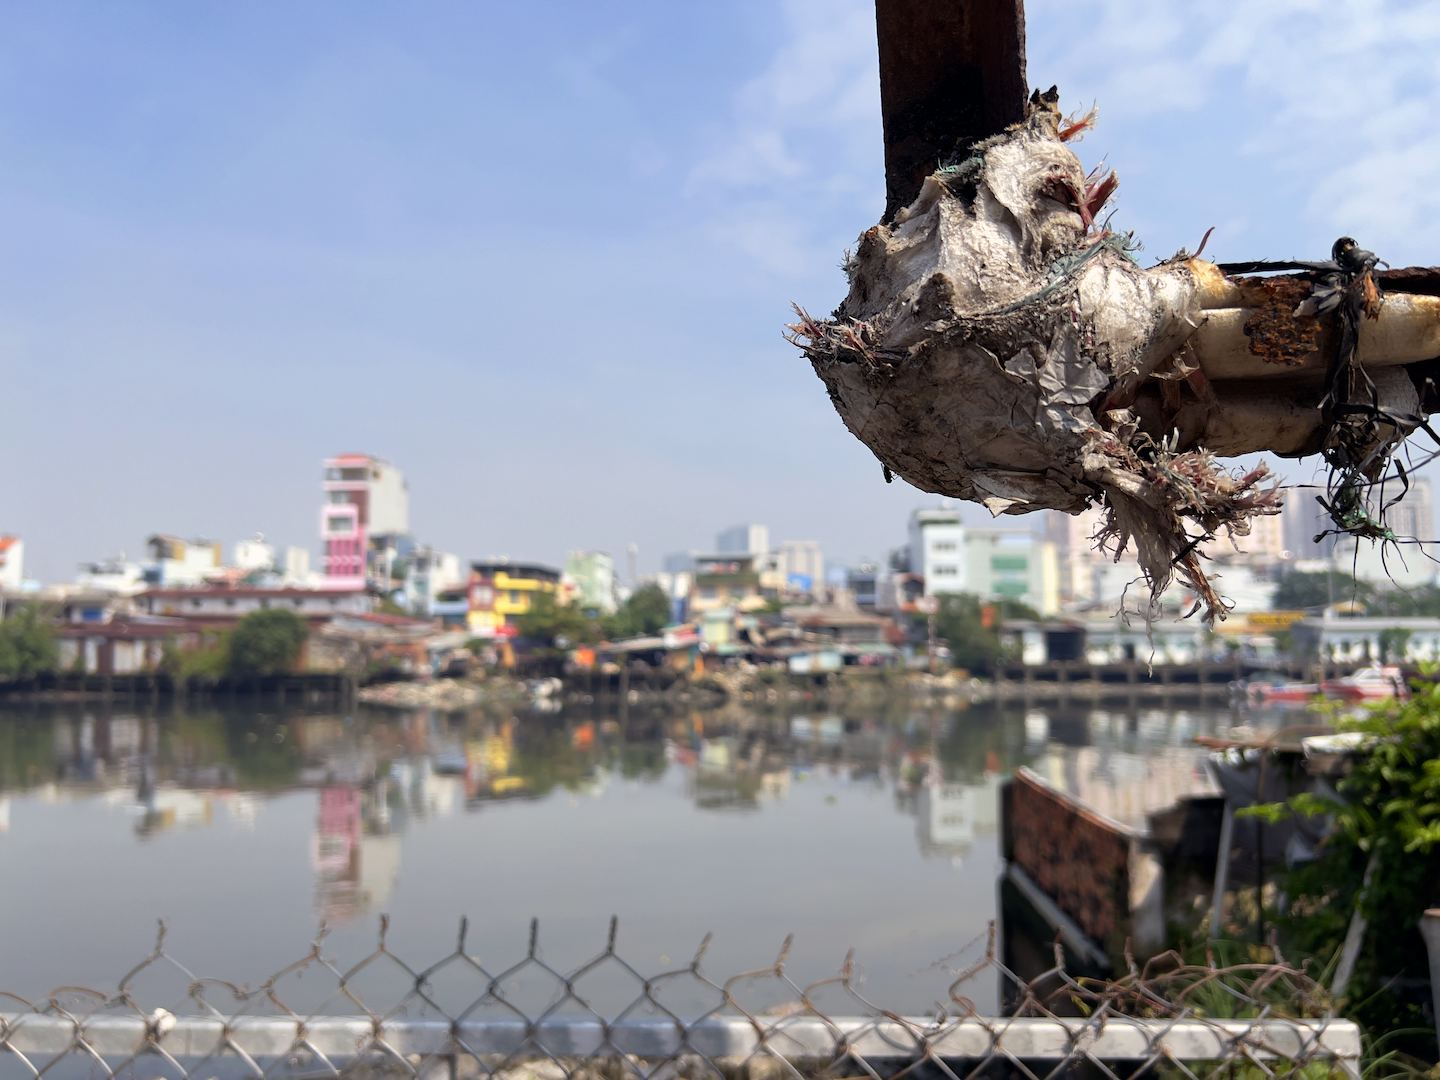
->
<box><xmin>0</xmin><ymin>696</ymin><xmax>1253</xmax><ymax>1007</ymax></box>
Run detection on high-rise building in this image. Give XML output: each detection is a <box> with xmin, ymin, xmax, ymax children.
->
<box><xmin>321</xmin><ymin>453</ymin><xmax>410</xmax><ymax>590</ymax></box>
<box><xmin>776</xmin><ymin>539</ymin><xmax>824</xmax><ymax>595</ymax></box>
<box><xmin>1384</xmin><ymin>475</ymin><xmax>1434</xmax><ymax>542</ymax></box>
<box><xmin>715</xmin><ymin>524</ymin><xmax>769</xmax><ymax>557</ymax></box>
<box><xmin>1281</xmin><ymin>487</ymin><xmax>1330</xmax><ymax>561</ymax></box>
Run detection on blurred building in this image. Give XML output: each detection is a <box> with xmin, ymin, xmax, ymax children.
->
<box><xmin>564</xmin><ymin>550</ymin><xmax>618</xmax><ymax>615</ymax></box>
<box><xmin>963</xmin><ymin>528</ymin><xmax>1059</xmax><ymax>615</ymax></box>
<box><xmin>144</xmin><ymin>534</ymin><xmax>221</xmax><ymax>586</ymax></box>
<box><xmin>232</xmin><ymin>534</ymin><xmax>276</xmax><ymax>573</ymax></box>
<box><xmin>775</xmin><ymin>539</ymin><xmax>824</xmax><ymax>596</ymax></box>
<box><xmin>689</xmin><ymin>553</ymin><xmax>765</xmax><ymax>615</ymax></box>
<box><xmin>715</xmin><ymin>523</ymin><xmax>769</xmax><ymax>557</ymax></box>
<box><xmin>908</xmin><ymin>507</ymin><xmax>965</xmax><ymax>596</ymax></box>
<box><xmin>0</xmin><ymin>536</ymin><xmax>22</xmax><ymax>591</ymax></box>
<box><xmin>321</xmin><ymin>453</ymin><xmax>410</xmax><ymax>590</ymax></box>
<box><xmin>75</xmin><ymin>557</ymin><xmax>146</xmax><ymax>595</ymax></box>
<box><xmin>283</xmin><ymin>546</ymin><xmax>312</xmax><ymax>585</ymax></box>
<box><xmin>846</xmin><ymin>561</ymin><xmax>882</xmax><ymax>611</ymax></box>
<box><xmin>467</xmin><ymin>560</ymin><xmax>562</xmax><ymax>638</ymax></box>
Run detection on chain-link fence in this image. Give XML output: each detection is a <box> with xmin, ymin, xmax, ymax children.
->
<box><xmin>0</xmin><ymin>920</ymin><xmax>1362</xmax><ymax>1080</ymax></box>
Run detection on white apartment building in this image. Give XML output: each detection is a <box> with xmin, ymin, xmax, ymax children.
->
<box><xmin>908</xmin><ymin>508</ymin><xmax>966</xmax><ymax>596</ymax></box>
<box><xmin>776</xmin><ymin>539</ymin><xmax>824</xmax><ymax>592</ymax></box>
<box><xmin>0</xmin><ymin>537</ymin><xmax>23</xmax><ymax>591</ymax></box>
<box><xmin>145</xmin><ymin>535</ymin><xmax>221</xmax><ymax>587</ymax></box>
<box><xmin>233</xmin><ymin>535</ymin><xmax>276</xmax><ymax>572</ymax></box>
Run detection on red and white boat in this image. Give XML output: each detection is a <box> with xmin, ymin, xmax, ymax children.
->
<box><xmin>1320</xmin><ymin>665</ymin><xmax>1408</xmax><ymax>702</ymax></box>
<box><xmin>1247</xmin><ymin>665</ymin><xmax>1407</xmax><ymax>706</ymax></box>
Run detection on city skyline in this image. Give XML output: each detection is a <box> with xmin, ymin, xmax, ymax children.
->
<box><xmin>8</xmin><ymin>3</ymin><xmax>1440</xmax><ymax>582</ymax></box>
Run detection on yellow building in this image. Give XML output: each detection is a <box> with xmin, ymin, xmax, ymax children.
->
<box><xmin>688</xmin><ymin>554</ymin><xmax>767</xmax><ymax>615</ymax></box>
<box><xmin>467</xmin><ymin>561</ymin><xmax>562</xmax><ymax>637</ymax></box>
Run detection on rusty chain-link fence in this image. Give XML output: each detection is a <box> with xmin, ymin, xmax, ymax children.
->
<box><xmin>0</xmin><ymin>919</ymin><xmax>1362</xmax><ymax>1080</ymax></box>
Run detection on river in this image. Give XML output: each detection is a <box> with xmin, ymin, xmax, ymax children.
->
<box><xmin>0</xmin><ymin>695</ymin><xmax>1255</xmax><ymax>1015</ymax></box>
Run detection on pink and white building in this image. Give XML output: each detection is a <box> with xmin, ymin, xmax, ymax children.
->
<box><xmin>321</xmin><ymin>454</ymin><xmax>410</xmax><ymax>590</ymax></box>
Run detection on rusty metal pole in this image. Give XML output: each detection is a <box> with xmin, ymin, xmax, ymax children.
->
<box><xmin>875</xmin><ymin>0</ymin><xmax>1029</xmax><ymax>220</ymax></box>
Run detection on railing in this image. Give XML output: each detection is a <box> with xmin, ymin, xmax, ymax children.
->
<box><xmin>0</xmin><ymin>920</ymin><xmax>1363</xmax><ymax>1078</ymax></box>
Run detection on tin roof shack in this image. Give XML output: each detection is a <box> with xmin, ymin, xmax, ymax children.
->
<box><xmin>1000</xmin><ymin>766</ymin><xmax>1226</xmax><ymax>978</ymax></box>
<box><xmin>1000</xmin><ymin>619</ymin><xmax>1086</xmax><ymax>666</ymax></box>
<box><xmin>56</xmin><ymin>615</ymin><xmax>203</xmax><ymax>676</ymax></box>
<box><xmin>309</xmin><ymin>613</ymin><xmax>460</xmax><ymax>677</ymax></box>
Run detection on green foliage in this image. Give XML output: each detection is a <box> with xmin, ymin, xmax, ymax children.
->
<box><xmin>226</xmin><ymin>609</ymin><xmax>308</xmax><ymax>677</ymax></box>
<box><xmin>1248</xmin><ymin>677</ymin><xmax>1440</xmax><ymax>1060</ymax></box>
<box><xmin>1377</xmin><ymin>627</ymin><xmax>1413</xmax><ymax>663</ymax></box>
<box><xmin>0</xmin><ymin>603</ymin><xmax>59</xmax><ymax>680</ymax></box>
<box><xmin>516</xmin><ymin>592</ymin><xmax>599</xmax><ymax>648</ymax></box>
<box><xmin>1270</xmin><ymin>571</ymin><xmax>1371</xmax><ymax>612</ymax></box>
<box><xmin>931</xmin><ymin>594</ymin><xmax>1039</xmax><ymax>674</ymax></box>
<box><xmin>605</xmin><ymin>584</ymin><xmax>672</xmax><ymax>639</ymax></box>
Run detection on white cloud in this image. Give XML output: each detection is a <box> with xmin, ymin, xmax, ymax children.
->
<box><xmin>1033</xmin><ymin>1</ymin><xmax>1440</xmax><ymax>257</ymax></box>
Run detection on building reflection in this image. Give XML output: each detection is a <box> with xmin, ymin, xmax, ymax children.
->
<box><xmin>0</xmin><ymin>696</ymin><xmax>1244</xmax><ymax>927</ymax></box>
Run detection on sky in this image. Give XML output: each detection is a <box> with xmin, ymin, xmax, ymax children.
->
<box><xmin>7</xmin><ymin>1</ymin><xmax>1440</xmax><ymax>583</ymax></box>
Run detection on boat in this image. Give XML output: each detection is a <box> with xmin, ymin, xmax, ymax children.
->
<box><xmin>1320</xmin><ymin>665</ymin><xmax>1408</xmax><ymax>702</ymax></box>
<box><xmin>1246</xmin><ymin>665</ymin><xmax>1406</xmax><ymax>706</ymax></box>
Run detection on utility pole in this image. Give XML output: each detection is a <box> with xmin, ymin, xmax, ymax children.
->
<box><xmin>874</xmin><ymin>0</ymin><xmax>1028</xmax><ymax>220</ymax></box>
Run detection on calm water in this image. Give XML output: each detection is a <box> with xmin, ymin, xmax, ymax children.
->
<box><xmin>0</xmin><ymin>695</ymin><xmax>1250</xmax><ymax>1014</ymax></box>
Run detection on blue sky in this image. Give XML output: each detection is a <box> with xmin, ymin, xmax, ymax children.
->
<box><xmin>6</xmin><ymin>1</ymin><xmax>1440</xmax><ymax>581</ymax></box>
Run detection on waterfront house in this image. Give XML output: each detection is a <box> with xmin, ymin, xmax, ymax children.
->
<box><xmin>1289</xmin><ymin>615</ymin><xmax>1440</xmax><ymax>664</ymax></box>
<box><xmin>689</xmin><ymin>554</ymin><xmax>765</xmax><ymax>615</ymax></box>
<box><xmin>466</xmin><ymin>561</ymin><xmax>562</xmax><ymax>638</ymax></box>
<box><xmin>56</xmin><ymin>615</ymin><xmax>201</xmax><ymax>676</ymax></box>
<box><xmin>137</xmin><ymin>586</ymin><xmax>372</xmax><ymax>626</ymax></box>
<box><xmin>1002</xmin><ymin>618</ymin><xmax>1210</xmax><ymax>666</ymax></box>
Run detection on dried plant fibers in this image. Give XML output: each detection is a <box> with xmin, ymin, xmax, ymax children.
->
<box><xmin>788</xmin><ymin>93</ymin><xmax>1440</xmax><ymax>620</ymax></box>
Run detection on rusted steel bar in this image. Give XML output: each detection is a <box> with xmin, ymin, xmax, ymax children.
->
<box><xmin>875</xmin><ymin>0</ymin><xmax>1028</xmax><ymax>220</ymax></box>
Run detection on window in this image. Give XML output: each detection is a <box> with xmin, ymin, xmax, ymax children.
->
<box><xmin>932</xmin><ymin>541</ymin><xmax>957</xmax><ymax>553</ymax></box>
<box><xmin>190</xmin><ymin>598</ymin><xmax>202</xmax><ymax>608</ymax></box>
<box><xmin>933</xmin><ymin>565</ymin><xmax>959</xmax><ymax>576</ymax></box>
<box><xmin>224</xmin><ymin>598</ymin><xmax>236</xmax><ymax>608</ymax></box>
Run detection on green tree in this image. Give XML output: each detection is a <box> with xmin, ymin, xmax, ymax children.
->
<box><xmin>226</xmin><ymin>609</ymin><xmax>308</xmax><ymax>677</ymax></box>
<box><xmin>1270</xmin><ymin>570</ymin><xmax>1370</xmax><ymax>611</ymax></box>
<box><xmin>931</xmin><ymin>594</ymin><xmax>1038</xmax><ymax>674</ymax></box>
<box><xmin>606</xmin><ymin>583</ymin><xmax>672</xmax><ymax>639</ymax></box>
<box><xmin>0</xmin><ymin>603</ymin><xmax>59</xmax><ymax>680</ymax></box>
<box><xmin>516</xmin><ymin>593</ymin><xmax>599</xmax><ymax>647</ymax></box>
<box><xmin>1248</xmin><ymin>684</ymin><xmax>1440</xmax><ymax>1061</ymax></box>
